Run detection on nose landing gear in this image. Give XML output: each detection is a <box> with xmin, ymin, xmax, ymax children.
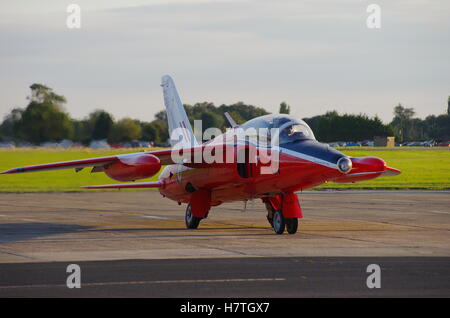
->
<box><xmin>263</xmin><ymin>193</ymin><xmax>302</xmax><ymax>235</ymax></box>
<box><xmin>285</xmin><ymin>217</ymin><xmax>298</xmax><ymax>234</ymax></box>
<box><xmin>184</xmin><ymin>189</ymin><xmax>211</xmax><ymax>229</ymax></box>
<box><xmin>185</xmin><ymin>203</ymin><xmax>202</xmax><ymax>229</ymax></box>
<box><xmin>272</xmin><ymin>210</ymin><xmax>286</xmax><ymax>234</ymax></box>
<box><xmin>269</xmin><ymin>209</ymin><xmax>298</xmax><ymax>235</ymax></box>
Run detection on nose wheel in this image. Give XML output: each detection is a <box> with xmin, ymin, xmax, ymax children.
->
<box><xmin>272</xmin><ymin>210</ymin><xmax>285</xmax><ymax>234</ymax></box>
<box><xmin>265</xmin><ymin>202</ymin><xmax>299</xmax><ymax>235</ymax></box>
<box><xmin>185</xmin><ymin>203</ymin><xmax>202</xmax><ymax>229</ymax></box>
<box><xmin>285</xmin><ymin>217</ymin><xmax>298</xmax><ymax>234</ymax></box>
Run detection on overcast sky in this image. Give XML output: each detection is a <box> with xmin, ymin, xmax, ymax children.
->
<box><xmin>1</xmin><ymin>0</ymin><xmax>449</xmax><ymax>123</ymax></box>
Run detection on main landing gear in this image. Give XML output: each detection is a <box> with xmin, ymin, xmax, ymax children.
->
<box><xmin>266</xmin><ymin>204</ymin><xmax>299</xmax><ymax>235</ymax></box>
<box><xmin>185</xmin><ymin>189</ymin><xmax>211</xmax><ymax>230</ymax></box>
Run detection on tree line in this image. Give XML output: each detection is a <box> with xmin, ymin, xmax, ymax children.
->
<box><xmin>304</xmin><ymin>102</ymin><xmax>449</xmax><ymax>143</ymax></box>
<box><xmin>0</xmin><ymin>84</ymin><xmax>268</xmax><ymax>145</ymax></box>
<box><xmin>0</xmin><ymin>83</ymin><xmax>449</xmax><ymax>145</ymax></box>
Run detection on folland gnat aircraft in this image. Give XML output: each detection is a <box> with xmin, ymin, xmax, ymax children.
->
<box><xmin>1</xmin><ymin>76</ymin><xmax>401</xmax><ymax>234</ymax></box>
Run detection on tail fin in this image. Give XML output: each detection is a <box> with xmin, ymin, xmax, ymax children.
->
<box><xmin>161</xmin><ymin>75</ymin><xmax>199</xmax><ymax>148</ymax></box>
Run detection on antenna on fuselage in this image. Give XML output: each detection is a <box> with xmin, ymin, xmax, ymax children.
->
<box><xmin>224</xmin><ymin>112</ymin><xmax>238</xmax><ymax>128</ymax></box>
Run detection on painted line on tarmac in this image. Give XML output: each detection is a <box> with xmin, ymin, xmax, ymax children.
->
<box><xmin>429</xmin><ymin>210</ymin><xmax>450</xmax><ymax>215</ymax></box>
<box><xmin>139</xmin><ymin>215</ymin><xmax>173</xmax><ymax>219</ymax></box>
<box><xmin>0</xmin><ymin>278</ymin><xmax>286</xmax><ymax>289</ymax></box>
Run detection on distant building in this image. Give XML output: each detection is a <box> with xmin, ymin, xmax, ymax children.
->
<box><xmin>374</xmin><ymin>136</ymin><xmax>395</xmax><ymax>147</ymax></box>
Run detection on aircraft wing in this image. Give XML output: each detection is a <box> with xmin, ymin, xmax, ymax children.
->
<box><xmin>0</xmin><ymin>143</ymin><xmax>246</xmax><ymax>175</ymax></box>
<box><xmin>0</xmin><ymin>149</ymin><xmax>174</xmax><ymax>175</ymax></box>
<box><xmin>81</xmin><ymin>181</ymin><xmax>161</xmax><ymax>190</ymax></box>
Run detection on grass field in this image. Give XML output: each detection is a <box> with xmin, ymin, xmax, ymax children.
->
<box><xmin>0</xmin><ymin>148</ymin><xmax>449</xmax><ymax>192</ymax></box>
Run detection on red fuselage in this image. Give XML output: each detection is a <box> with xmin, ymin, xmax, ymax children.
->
<box><xmin>157</xmin><ymin>138</ymin><xmax>386</xmax><ymax>206</ymax></box>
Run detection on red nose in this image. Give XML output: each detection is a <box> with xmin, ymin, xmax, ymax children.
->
<box><xmin>350</xmin><ymin>156</ymin><xmax>386</xmax><ymax>174</ymax></box>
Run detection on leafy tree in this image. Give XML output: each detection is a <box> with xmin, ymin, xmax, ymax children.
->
<box><xmin>154</xmin><ymin>110</ymin><xmax>167</xmax><ymax>122</ymax></box>
<box><xmin>71</xmin><ymin>119</ymin><xmax>92</xmax><ymax>144</ymax></box>
<box><xmin>70</xmin><ymin>110</ymin><xmax>114</xmax><ymax>144</ymax></box>
<box><xmin>424</xmin><ymin>114</ymin><xmax>450</xmax><ymax>141</ymax></box>
<box><xmin>279</xmin><ymin>102</ymin><xmax>290</xmax><ymax>114</ymax></box>
<box><xmin>108</xmin><ymin>118</ymin><xmax>142</xmax><ymax>143</ymax></box>
<box><xmin>16</xmin><ymin>84</ymin><xmax>73</xmax><ymax>143</ymax></box>
<box><xmin>19</xmin><ymin>102</ymin><xmax>74</xmax><ymax>143</ymax></box>
<box><xmin>199</xmin><ymin>111</ymin><xmax>224</xmax><ymax>140</ymax></box>
<box><xmin>9</xmin><ymin>84</ymin><xmax>450</xmax><ymax>145</ymax></box>
<box><xmin>447</xmin><ymin>96</ymin><xmax>450</xmax><ymax>116</ymax></box>
<box><xmin>390</xmin><ymin>103</ymin><xmax>416</xmax><ymax>142</ymax></box>
<box><xmin>304</xmin><ymin>111</ymin><xmax>393</xmax><ymax>142</ymax></box>
<box><xmin>28</xmin><ymin>83</ymin><xmax>66</xmax><ymax>105</ymax></box>
<box><xmin>90</xmin><ymin>110</ymin><xmax>114</xmax><ymax>140</ymax></box>
<box><xmin>218</xmin><ymin>102</ymin><xmax>269</xmax><ymax>125</ymax></box>
<box><xmin>150</xmin><ymin>120</ymin><xmax>169</xmax><ymax>144</ymax></box>
<box><xmin>141</xmin><ymin>121</ymin><xmax>158</xmax><ymax>142</ymax></box>
<box><xmin>0</xmin><ymin>108</ymin><xmax>24</xmax><ymax>141</ymax></box>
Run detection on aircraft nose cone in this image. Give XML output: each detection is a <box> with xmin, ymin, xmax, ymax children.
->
<box><xmin>350</xmin><ymin>156</ymin><xmax>387</xmax><ymax>174</ymax></box>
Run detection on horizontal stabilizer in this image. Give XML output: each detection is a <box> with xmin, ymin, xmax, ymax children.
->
<box><xmin>81</xmin><ymin>181</ymin><xmax>161</xmax><ymax>190</ymax></box>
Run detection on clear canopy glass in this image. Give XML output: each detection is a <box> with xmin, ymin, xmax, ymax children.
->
<box><xmin>240</xmin><ymin>114</ymin><xmax>315</xmax><ymax>144</ymax></box>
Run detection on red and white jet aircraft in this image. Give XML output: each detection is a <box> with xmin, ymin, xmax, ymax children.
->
<box><xmin>1</xmin><ymin>76</ymin><xmax>400</xmax><ymax>234</ymax></box>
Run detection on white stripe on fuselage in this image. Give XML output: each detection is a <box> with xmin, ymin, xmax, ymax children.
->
<box><xmin>280</xmin><ymin>147</ymin><xmax>338</xmax><ymax>170</ymax></box>
<box><xmin>205</xmin><ymin>136</ymin><xmax>339</xmax><ymax>171</ymax></box>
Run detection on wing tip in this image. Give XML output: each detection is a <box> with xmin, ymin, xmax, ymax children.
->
<box><xmin>0</xmin><ymin>168</ymin><xmax>17</xmax><ymax>174</ymax></box>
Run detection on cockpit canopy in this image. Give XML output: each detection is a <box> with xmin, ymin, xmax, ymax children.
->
<box><xmin>240</xmin><ymin>114</ymin><xmax>316</xmax><ymax>145</ymax></box>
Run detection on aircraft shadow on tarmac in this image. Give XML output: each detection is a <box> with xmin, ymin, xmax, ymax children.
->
<box><xmin>86</xmin><ymin>225</ymin><xmax>275</xmax><ymax>238</ymax></box>
<box><xmin>0</xmin><ymin>222</ymin><xmax>275</xmax><ymax>243</ymax></box>
<box><xmin>0</xmin><ymin>223</ymin><xmax>92</xmax><ymax>243</ymax></box>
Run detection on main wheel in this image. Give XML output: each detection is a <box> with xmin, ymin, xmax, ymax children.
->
<box><xmin>185</xmin><ymin>203</ymin><xmax>202</xmax><ymax>229</ymax></box>
<box><xmin>272</xmin><ymin>210</ymin><xmax>285</xmax><ymax>235</ymax></box>
<box><xmin>285</xmin><ymin>218</ymin><xmax>298</xmax><ymax>234</ymax></box>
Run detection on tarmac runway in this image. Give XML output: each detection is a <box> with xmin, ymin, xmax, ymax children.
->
<box><xmin>0</xmin><ymin>257</ymin><xmax>449</xmax><ymax>297</ymax></box>
<box><xmin>0</xmin><ymin>190</ymin><xmax>449</xmax><ymax>297</ymax></box>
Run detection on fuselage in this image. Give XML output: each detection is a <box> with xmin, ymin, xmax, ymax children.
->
<box><xmin>158</xmin><ymin>140</ymin><xmax>346</xmax><ymax>205</ymax></box>
<box><xmin>157</xmin><ymin>114</ymin><xmax>374</xmax><ymax>205</ymax></box>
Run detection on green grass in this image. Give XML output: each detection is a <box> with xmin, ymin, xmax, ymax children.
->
<box><xmin>0</xmin><ymin>148</ymin><xmax>449</xmax><ymax>192</ymax></box>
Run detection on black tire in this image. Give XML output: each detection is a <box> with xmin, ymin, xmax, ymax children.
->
<box><xmin>185</xmin><ymin>204</ymin><xmax>201</xmax><ymax>229</ymax></box>
<box><xmin>264</xmin><ymin>202</ymin><xmax>274</xmax><ymax>228</ymax></box>
<box><xmin>266</xmin><ymin>215</ymin><xmax>274</xmax><ymax>228</ymax></box>
<box><xmin>285</xmin><ymin>218</ymin><xmax>298</xmax><ymax>234</ymax></box>
<box><xmin>272</xmin><ymin>210</ymin><xmax>285</xmax><ymax>235</ymax></box>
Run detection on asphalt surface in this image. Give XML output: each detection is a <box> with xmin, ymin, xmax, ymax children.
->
<box><xmin>0</xmin><ymin>257</ymin><xmax>449</xmax><ymax>297</ymax></box>
<box><xmin>0</xmin><ymin>190</ymin><xmax>449</xmax><ymax>297</ymax></box>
